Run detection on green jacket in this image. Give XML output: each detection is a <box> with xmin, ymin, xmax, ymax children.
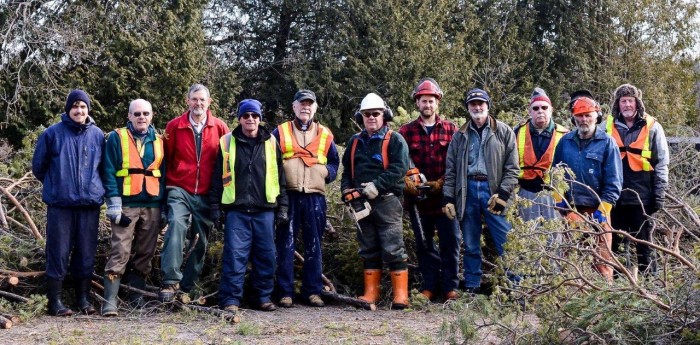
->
<box><xmin>341</xmin><ymin>125</ymin><xmax>409</xmax><ymax>196</ymax></box>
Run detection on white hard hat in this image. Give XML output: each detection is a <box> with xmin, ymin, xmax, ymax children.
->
<box><xmin>360</xmin><ymin>93</ymin><xmax>385</xmax><ymax>111</ymax></box>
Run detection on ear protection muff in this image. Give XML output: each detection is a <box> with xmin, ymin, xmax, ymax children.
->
<box><xmin>569</xmin><ymin>97</ymin><xmax>602</xmax><ymax>125</ymax></box>
<box><xmin>354</xmin><ymin>101</ymin><xmax>394</xmax><ymax>124</ymax></box>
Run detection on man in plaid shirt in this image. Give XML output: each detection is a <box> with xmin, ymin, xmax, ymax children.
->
<box><xmin>398</xmin><ymin>78</ymin><xmax>460</xmax><ymax>301</ymax></box>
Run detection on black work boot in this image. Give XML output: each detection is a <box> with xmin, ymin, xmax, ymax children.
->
<box><xmin>46</xmin><ymin>278</ymin><xmax>73</xmax><ymax>317</ymax></box>
<box><xmin>75</xmin><ymin>278</ymin><xmax>97</xmax><ymax>315</ymax></box>
<box><xmin>101</xmin><ymin>274</ymin><xmax>121</xmax><ymax>316</ymax></box>
<box><xmin>127</xmin><ymin>273</ymin><xmax>146</xmax><ymax>308</ymax></box>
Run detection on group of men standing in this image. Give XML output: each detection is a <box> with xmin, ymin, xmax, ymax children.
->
<box><xmin>31</xmin><ymin>78</ymin><xmax>668</xmax><ymax>316</ymax></box>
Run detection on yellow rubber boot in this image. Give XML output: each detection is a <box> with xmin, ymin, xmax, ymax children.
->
<box><xmin>358</xmin><ymin>269</ymin><xmax>382</xmax><ymax>304</ymax></box>
<box><xmin>390</xmin><ymin>270</ymin><xmax>409</xmax><ymax>309</ymax></box>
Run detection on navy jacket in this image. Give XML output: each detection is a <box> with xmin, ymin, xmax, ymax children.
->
<box><xmin>32</xmin><ymin>114</ymin><xmax>105</xmax><ymax>207</ymax></box>
<box><xmin>552</xmin><ymin>127</ymin><xmax>622</xmax><ymax>208</ymax></box>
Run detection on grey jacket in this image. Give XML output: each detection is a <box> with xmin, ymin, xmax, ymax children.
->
<box><xmin>601</xmin><ymin>113</ymin><xmax>669</xmax><ymax>206</ymax></box>
<box><xmin>444</xmin><ymin>116</ymin><xmax>520</xmax><ymax>221</ymax></box>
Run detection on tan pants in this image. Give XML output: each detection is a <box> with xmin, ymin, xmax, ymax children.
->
<box><xmin>104</xmin><ymin>207</ymin><xmax>160</xmax><ymax>276</ymax></box>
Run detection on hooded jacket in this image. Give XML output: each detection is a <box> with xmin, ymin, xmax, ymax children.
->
<box><xmin>32</xmin><ymin>113</ymin><xmax>105</xmax><ymax>207</ymax></box>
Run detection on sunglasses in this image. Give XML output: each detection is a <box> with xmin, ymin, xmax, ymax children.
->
<box><xmin>241</xmin><ymin>112</ymin><xmax>260</xmax><ymax>120</ymax></box>
<box><xmin>131</xmin><ymin>111</ymin><xmax>151</xmax><ymax>117</ymax></box>
<box><xmin>531</xmin><ymin>105</ymin><xmax>549</xmax><ymax>111</ymax></box>
<box><xmin>362</xmin><ymin>111</ymin><xmax>383</xmax><ymax>118</ymax></box>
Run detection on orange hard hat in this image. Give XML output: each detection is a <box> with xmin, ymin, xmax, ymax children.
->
<box><xmin>411</xmin><ymin>78</ymin><xmax>443</xmax><ymax>100</ymax></box>
<box><xmin>571</xmin><ymin>97</ymin><xmax>600</xmax><ymax>116</ymax></box>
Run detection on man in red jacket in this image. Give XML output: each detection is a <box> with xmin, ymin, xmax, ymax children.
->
<box><xmin>159</xmin><ymin>84</ymin><xmax>230</xmax><ymax>301</ymax></box>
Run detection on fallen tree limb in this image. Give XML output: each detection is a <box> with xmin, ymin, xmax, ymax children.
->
<box><xmin>0</xmin><ymin>269</ymin><xmax>45</xmax><ymax>278</ymax></box>
<box><xmin>0</xmin><ymin>289</ymin><xmax>30</xmax><ymax>303</ymax></box>
<box><xmin>0</xmin><ymin>315</ymin><xmax>12</xmax><ymax>329</ymax></box>
<box><xmin>0</xmin><ymin>186</ymin><xmax>42</xmax><ymax>240</ymax></box>
<box><xmin>320</xmin><ymin>290</ymin><xmax>376</xmax><ymax>311</ymax></box>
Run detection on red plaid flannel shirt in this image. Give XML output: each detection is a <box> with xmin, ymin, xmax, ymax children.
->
<box><xmin>398</xmin><ymin>115</ymin><xmax>458</xmax><ymax>214</ymax></box>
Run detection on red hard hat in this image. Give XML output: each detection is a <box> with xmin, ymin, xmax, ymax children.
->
<box><xmin>411</xmin><ymin>78</ymin><xmax>443</xmax><ymax>100</ymax></box>
<box><xmin>571</xmin><ymin>97</ymin><xmax>600</xmax><ymax>116</ymax></box>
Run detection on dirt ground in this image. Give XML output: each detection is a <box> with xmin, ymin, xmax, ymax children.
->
<box><xmin>0</xmin><ymin>302</ymin><xmax>474</xmax><ymax>345</ymax></box>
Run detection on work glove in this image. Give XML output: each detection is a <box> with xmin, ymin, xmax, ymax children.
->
<box><xmin>442</xmin><ymin>203</ymin><xmax>456</xmax><ymax>220</ymax></box>
<box><xmin>403</xmin><ymin>176</ymin><xmax>418</xmax><ymax>196</ymax></box>
<box><xmin>106</xmin><ymin>197</ymin><xmax>131</xmax><ymax>227</ymax></box>
<box><xmin>593</xmin><ymin>201</ymin><xmax>613</xmax><ymax>224</ymax></box>
<box><xmin>487</xmin><ymin>189</ymin><xmax>510</xmax><ymax>215</ymax></box>
<box><xmin>565</xmin><ymin>211</ymin><xmax>585</xmax><ymax>229</ymax></box>
<box><xmin>649</xmin><ymin>199</ymin><xmax>664</xmax><ymax>215</ymax></box>
<box><xmin>425</xmin><ymin>178</ymin><xmax>444</xmax><ymax>195</ymax></box>
<box><xmin>275</xmin><ymin>206</ymin><xmax>290</xmax><ymax>229</ymax></box>
<box><xmin>361</xmin><ymin>182</ymin><xmax>379</xmax><ymax>200</ymax></box>
<box><xmin>209</xmin><ymin>203</ymin><xmax>223</xmax><ymax>232</ymax></box>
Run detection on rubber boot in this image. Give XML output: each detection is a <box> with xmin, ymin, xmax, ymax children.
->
<box><xmin>390</xmin><ymin>270</ymin><xmax>409</xmax><ymax>310</ymax></box>
<box><xmin>46</xmin><ymin>278</ymin><xmax>73</xmax><ymax>317</ymax></box>
<box><xmin>358</xmin><ymin>269</ymin><xmax>382</xmax><ymax>304</ymax></box>
<box><xmin>101</xmin><ymin>275</ymin><xmax>121</xmax><ymax>316</ymax></box>
<box><xmin>75</xmin><ymin>278</ymin><xmax>97</xmax><ymax>315</ymax></box>
<box><xmin>127</xmin><ymin>273</ymin><xmax>146</xmax><ymax>308</ymax></box>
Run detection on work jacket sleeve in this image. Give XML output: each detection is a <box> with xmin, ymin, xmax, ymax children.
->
<box><xmin>100</xmin><ymin>131</ymin><xmax>123</xmax><ymax>198</ymax></box>
<box><xmin>340</xmin><ymin>136</ymin><xmax>354</xmax><ymax>192</ymax></box>
<box><xmin>499</xmin><ymin>126</ymin><xmax>520</xmax><ymax>196</ymax></box>
<box><xmin>601</xmin><ymin>138</ymin><xmax>623</xmax><ymax>205</ymax></box>
<box><xmin>442</xmin><ymin>133</ymin><xmax>459</xmax><ymax>204</ymax></box>
<box><xmin>650</xmin><ymin>121</ymin><xmax>670</xmax><ymax>205</ymax></box>
<box><xmin>209</xmin><ymin>147</ymin><xmax>224</xmax><ymax>206</ymax></box>
<box><xmin>275</xmin><ymin>143</ymin><xmax>289</xmax><ymax>208</ymax></box>
<box><xmin>325</xmin><ymin>142</ymin><xmax>340</xmax><ymax>184</ymax></box>
<box><xmin>31</xmin><ymin>130</ymin><xmax>52</xmax><ymax>183</ymax></box>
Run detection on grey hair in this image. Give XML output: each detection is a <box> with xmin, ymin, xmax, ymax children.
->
<box><xmin>188</xmin><ymin>84</ymin><xmax>210</xmax><ymax>99</ymax></box>
<box><xmin>128</xmin><ymin>99</ymin><xmax>153</xmax><ymax>113</ymax></box>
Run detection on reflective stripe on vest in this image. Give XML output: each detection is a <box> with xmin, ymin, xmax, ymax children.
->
<box><xmin>114</xmin><ymin>128</ymin><xmax>163</xmax><ymax>197</ymax></box>
<box><xmin>350</xmin><ymin>129</ymin><xmax>393</xmax><ymax>179</ymax></box>
<box><xmin>277</xmin><ymin>122</ymin><xmax>333</xmax><ymax>166</ymax></box>
<box><xmin>517</xmin><ymin>123</ymin><xmax>567</xmax><ymax>183</ymax></box>
<box><xmin>605</xmin><ymin>115</ymin><xmax>654</xmax><ymax>172</ymax></box>
<box><xmin>219</xmin><ymin>133</ymin><xmax>280</xmax><ymax>204</ymax></box>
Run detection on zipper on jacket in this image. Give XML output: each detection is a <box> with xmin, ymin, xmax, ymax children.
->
<box><xmin>190</xmin><ymin>126</ymin><xmax>202</xmax><ymax>194</ymax></box>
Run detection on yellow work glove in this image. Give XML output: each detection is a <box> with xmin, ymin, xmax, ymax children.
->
<box><xmin>593</xmin><ymin>201</ymin><xmax>613</xmax><ymax>224</ymax></box>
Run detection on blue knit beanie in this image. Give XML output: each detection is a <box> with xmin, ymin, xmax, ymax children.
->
<box><xmin>237</xmin><ymin>99</ymin><xmax>263</xmax><ymax>119</ymax></box>
<box><xmin>65</xmin><ymin>89</ymin><xmax>91</xmax><ymax>115</ymax></box>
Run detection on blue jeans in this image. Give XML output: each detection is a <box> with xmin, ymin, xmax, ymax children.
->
<box><xmin>408</xmin><ymin>206</ymin><xmax>460</xmax><ymax>292</ymax></box>
<box><xmin>219</xmin><ymin>210</ymin><xmax>276</xmax><ymax>308</ymax></box>
<box><xmin>45</xmin><ymin>206</ymin><xmax>100</xmax><ymax>280</ymax></box>
<box><xmin>460</xmin><ymin>180</ymin><xmax>512</xmax><ymax>288</ymax></box>
<box><xmin>275</xmin><ymin>192</ymin><xmax>326</xmax><ymax>299</ymax></box>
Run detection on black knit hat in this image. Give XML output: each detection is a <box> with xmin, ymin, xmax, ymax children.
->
<box><xmin>65</xmin><ymin>89</ymin><xmax>91</xmax><ymax>115</ymax></box>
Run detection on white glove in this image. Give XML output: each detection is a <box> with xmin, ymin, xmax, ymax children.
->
<box><xmin>442</xmin><ymin>203</ymin><xmax>456</xmax><ymax>220</ymax></box>
<box><xmin>361</xmin><ymin>182</ymin><xmax>379</xmax><ymax>200</ymax></box>
<box><xmin>106</xmin><ymin>197</ymin><xmax>123</xmax><ymax>224</ymax></box>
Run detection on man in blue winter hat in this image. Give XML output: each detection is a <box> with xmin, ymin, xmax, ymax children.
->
<box><xmin>32</xmin><ymin>89</ymin><xmax>105</xmax><ymax>316</ymax></box>
<box><xmin>210</xmin><ymin>99</ymin><xmax>288</xmax><ymax>312</ymax></box>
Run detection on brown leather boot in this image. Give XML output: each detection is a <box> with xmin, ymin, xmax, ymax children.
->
<box><xmin>390</xmin><ymin>270</ymin><xmax>409</xmax><ymax>309</ymax></box>
<box><xmin>358</xmin><ymin>269</ymin><xmax>382</xmax><ymax>304</ymax></box>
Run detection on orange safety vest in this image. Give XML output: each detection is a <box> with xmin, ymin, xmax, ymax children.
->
<box><xmin>115</xmin><ymin>128</ymin><xmax>164</xmax><ymax>197</ymax></box>
<box><xmin>517</xmin><ymin>122</ymin><xmax>568</xmax><ymax>183</ymax></box>
<box><xmin>605</xmin><ymin>115</ymin><xmax>655</xmax><ymax>172</ymax></box>
<box><xmin>277</xmin><ymin>122</ymin><xmax>333</xmax><ymax>166</ymax></box>
<box><xmin>350</xmin><ymin>129</ymin><xmax>393</xmax><ymax>179</ymax></box>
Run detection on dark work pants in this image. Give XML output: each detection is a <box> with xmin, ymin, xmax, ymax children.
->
<box><xmin>611</xmin><ymin>204</ymin><xmax>656</xmax><ymax>274</ymax></box>
<box><xmin>45</xmin><ymin>206</ymin><xmax>100</xmax><ymax>280</ymax></box>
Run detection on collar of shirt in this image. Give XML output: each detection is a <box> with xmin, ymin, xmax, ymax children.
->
<box><xmin>189</xmin><ymin>113</ymin><xmax>207</xmax><ymax>131</ymax></box>
<box><xmin>529</xmin><ymin>119</ymin><xmax>554</xmax><ymax>137</ymax></box>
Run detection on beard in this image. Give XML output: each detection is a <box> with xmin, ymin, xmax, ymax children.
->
<box><xmin>469</xmin><ymin>110</ymin><xmax>488</xmax><ymax>121</ymax></box>
<box><xmin>577</xmin><ymin>123</ymin><xmax>596</xmax><ymax>138</ymax></box>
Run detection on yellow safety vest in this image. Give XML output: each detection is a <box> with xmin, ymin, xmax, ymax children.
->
<box><xmin>115</xmin><ymin>128</ymin><xmax>163</xmax><ymax>196</ymax></box>
<box><xmin>219</xmin><ymin>133</ymin><xmax>280</xmax><ymax>204</ymax></box>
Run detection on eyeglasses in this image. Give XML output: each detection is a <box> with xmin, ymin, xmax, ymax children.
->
<box><xmin>531</xmin><ymin>105</ymin><xmax>549</xmax><ymax>111</ymax></box>
<box><xmin>131</xmin><ymin>111</ymin><xmax>151</xmax><ymax>117</ymax></box>
<box><xmin>241</xmin><ymin>112</ymin><xmax>260</xmax><ymax>120</ymax></box>
<box><xmin>362</xmin><ymin>111</ymin><xmax>383</xmax><ymax>118</ymax></box>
